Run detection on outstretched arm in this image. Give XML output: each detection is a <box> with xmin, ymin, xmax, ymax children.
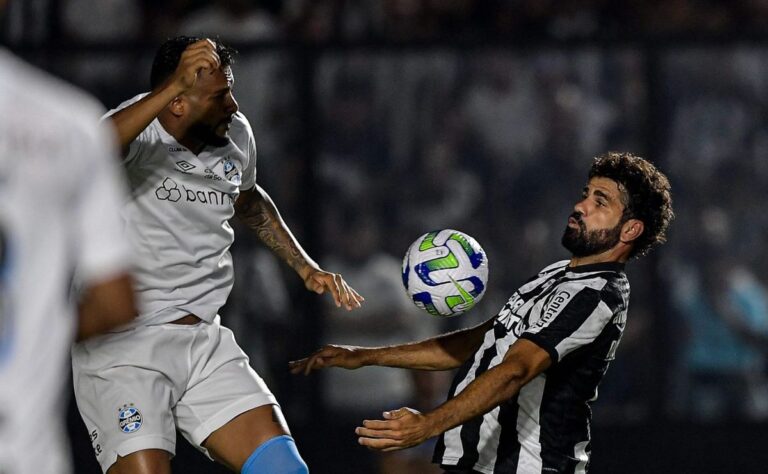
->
<box><xmin>108</xmin><ymin>39</ymin><xmax>221</xmax><ymax>153</ymax></box>
<box><xmin>289</xmin><ymin>316</ymin><xmax>495</xmax><ymax>374</ymax></box>
<box><xmin>355</xmin><ymin>338</ymin><xmax>551</xmax><ymax>451</ymax></box>
<box><xmin>235</xmin><ymin>185</ymin><xmax>363</xmax><ymax>310</ymax></box>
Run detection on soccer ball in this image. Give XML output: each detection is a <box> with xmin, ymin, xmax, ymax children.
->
<box><xmin>402</xmin><ymin>229</ymin><xmax>489</xmax><ymax>317</ymax></box>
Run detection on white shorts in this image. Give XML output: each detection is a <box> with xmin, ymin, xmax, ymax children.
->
<box><xmin>71</xmin><ymin>315</ymin><xmax>277</xmax><ymax>473</ymax></box>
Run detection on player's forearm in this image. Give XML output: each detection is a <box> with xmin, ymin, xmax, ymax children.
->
<box><xmin>422</xmin><ymin>361</ymin><xmax>530</xmax><ymax>437</ymax></box>
<box><xmin>235</xmin><ymin>186</ymin><xmax>319</xmax><ymax>278</ymax></box>
<box><xmin>360</xmin><ymin>319</ymin><xmax>493</xmax><ymax>370</ymax></box>
<box><xmin>109</xmin><ymin>84</ymin><xmax>183</xmax><ymax>151</ymax></box>
<box><xmin>422</xmin><ymin>339</ymin><xmax>551</xmax><ymax>437</ymax></box>
<box><xmin>358</xmin><ymin>341</ymin><xmax>463</xmax><ymax>371</ymax></box>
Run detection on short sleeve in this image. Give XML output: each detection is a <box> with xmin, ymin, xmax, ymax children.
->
<box><xmin>520</xmin><ymin>283</ymin><xmax>615</xmax><ymax>364</ymax></box>
<box><xmin>122</xmin><ymin>132</ymin><xmax>147</xmax><ymax>167</ymax></box>
<box><xmin>240</xmin><ymin>123</ymin><xmax>258</xmax><ymax>190</ymax></box>
<box><xmin>71</xmin><ymin>119</ymin><xmax>132</xmax><ymax>284</ymax></box>
<box><xmin>101</xmin><ymin>92</ymin><xmax>151</xmax><ymax>168</ymax></box>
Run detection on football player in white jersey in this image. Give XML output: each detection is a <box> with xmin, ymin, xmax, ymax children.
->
<box><xmin>0</xmin><ymin>35</ymin><xmax>136</xmax><ymax>474</ymax></box>
<box><xmin>71</xmin><ymin>37</ymin><xmax>364</xmax><ymax>474</ymax></box>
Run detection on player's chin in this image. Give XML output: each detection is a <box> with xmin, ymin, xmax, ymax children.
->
<box><xmin>215</xmin><ymin>124</ymin><xmax>230</xmax><ymax>137</ymax></box>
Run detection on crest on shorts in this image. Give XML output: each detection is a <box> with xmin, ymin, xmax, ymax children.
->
<box><xmin>118</xmin><ymin>403</ymin><xmax>143</xmax><ymax>434</ymax></box>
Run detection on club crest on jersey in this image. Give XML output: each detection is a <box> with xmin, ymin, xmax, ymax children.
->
<box><xmin>223</xmin><ymin>159</ymin><xmax>241</xmax><ymax>185</ymax></box>
<box><xmin>118</xmin><ymin>404</ymin><xmax>143</xmax><ymax>434</ymax></box>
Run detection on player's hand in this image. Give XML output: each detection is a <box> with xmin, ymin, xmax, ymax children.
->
<box><xmin>170</xmin><ymin>39</ymin><xmax>221</xmax><ymax>93</ymax></box>
<box><xmin>289</xmin><ymin>344</ymin><xmax>366</xmax><ymax>375</ymax></box>
<box><xmin>302</xmin><ymin>268</ymin><xmax>364</xmax><ymax>310</ymax></box>
<box><xmin>356</xmin><ymin>407</ymin><xmax>436</xmax><ymax>452</ymax></box>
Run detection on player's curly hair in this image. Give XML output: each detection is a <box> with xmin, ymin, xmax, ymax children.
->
<box><xmin>589</xmin><ymin>151</ymin><xmax>674</xmax><ymax>259</ymax></box>
<box><xmin>150</xmin><ymin>36</ymin><xmax>237</xmax><ymax>90</ymax></box>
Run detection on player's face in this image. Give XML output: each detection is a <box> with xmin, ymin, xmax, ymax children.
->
<box><xmin>184</xmin><ymin>66</ymin><xmax>239</xmax><ymax>146</ymax></box>
<box><xmin>561</xmin><ymin>177</ymin><xmax>627</xmax><ymax>257</ymax></box>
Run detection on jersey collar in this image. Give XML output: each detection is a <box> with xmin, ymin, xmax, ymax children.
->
<box><xmin>566</xmin><ymin>261</ymin><xmax>625</xmax><ymax>274</ymax></box>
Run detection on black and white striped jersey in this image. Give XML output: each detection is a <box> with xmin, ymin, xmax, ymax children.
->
<box><xmin>433</xmin><ymin>260</ymin><xmax>630</xmax><ymax>474</ymax></box>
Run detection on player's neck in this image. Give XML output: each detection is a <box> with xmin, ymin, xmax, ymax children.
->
<box><xmin>176</xmin><ymin>134</ymin><xmax>206</xmax><ymax>155</ymax></box>
<box><xmin>569</xmin><ymin>245</ymin><xmax>630</xmax><ymax>267</ymax></box>
<box><xmin>158</xmin><ymin>115</ymin><xmax>206</xmax><ymax>155</ymax></box>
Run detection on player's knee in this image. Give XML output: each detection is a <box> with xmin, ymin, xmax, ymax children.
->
<box><xmin>241</xmin><ymin>435</ymin><xmax>308</xmax><ymax>474</ymax></box>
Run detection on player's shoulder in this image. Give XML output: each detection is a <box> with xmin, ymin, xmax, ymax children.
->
<box><xmin>106</xmin><ymin>92</ymin><xmax>151</xmax><ymax>117</ymax></box>
<box><xmin>560</xmin><ymin>261</ymin><xmax>628</xmax><ymax>296</ymax></box>
<box><xmin>231</xmin><ymin>111</ymin><xmax>252</xmax><ymax>129</ymax></box>
<box><xmin>229</xmin><ymin>111</ymin><xmax>255</xmax><ymax>144</ymax></box>
<box><xmin>538</xmin><ymin>259</ymin><xmax>570</xmax><ymax>276</ymax></box>
<box><xmin>0</xmin><ymin>49</ymin><xmax>106</xmax><ymax>131</ymax></box>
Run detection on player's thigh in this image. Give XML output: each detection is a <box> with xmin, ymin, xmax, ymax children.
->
<box><xmin>106</xmin><ymin>449</ymin><xmax>172</xmax><ymax>474</ymax></box>
<box><xmin>202</xmin><ymin>404</ymin><xmax>291</xmax><ymax>471</ymax></box>
<box><xmin>173</xmin><ymin>319</ymin><xmax>282</xmax><ymax>467</ymax></box>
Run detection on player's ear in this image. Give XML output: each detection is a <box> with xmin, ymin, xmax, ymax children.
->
<box><xmin>168</xmin><ymin>96</ymin><xmax>184</xmax><ymax>117</ymax></box>
<box><xmin>620</xmin><ymin>218</ymin><xmax>644</xmax><ymax>244</ymax></box>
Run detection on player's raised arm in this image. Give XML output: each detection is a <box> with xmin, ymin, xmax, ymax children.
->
<box><xmin>108</xmin><ymin>39</ymin><xmax>220</xmax><ymax>153</ymax></box>
<box><xmin>289</xmin><ymin>316</ymin><xmax>494</xmax><ymax>374</ymax></box>
<box><xmin>235</xmin><ymin>184</ymin><xmax>364</xmax><ymax>310</ymax></box>
<box><xmin>355</xmin><ymin>337</ymin><xmax>551</xmax><ymax>451</ymax></box>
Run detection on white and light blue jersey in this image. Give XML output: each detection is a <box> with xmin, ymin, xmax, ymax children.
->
<box><xmin>106</xmin><ymin>93</ymin><xmax>258</xmax><ymax>327</ymax></box>
<box><xmin>0</xmin><ymin>48</ymin><xmax>131</xmax><ymax>474</ymax></box>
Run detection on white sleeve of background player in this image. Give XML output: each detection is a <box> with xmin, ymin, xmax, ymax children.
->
<box><xmin>240</xmin><ymin>117</ymin><xmax>258</xmax><ymax>190</ymax></box>
<box><xmin>72</xmin><ymin>119</ymin><xmax>132</xmax><ymax>284</ymax></box>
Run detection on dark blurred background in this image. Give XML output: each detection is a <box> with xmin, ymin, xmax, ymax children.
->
<box><xmin>5</xmin><ymin>0</ymin><xmax>768</xmax><ymax>473</ymax></box>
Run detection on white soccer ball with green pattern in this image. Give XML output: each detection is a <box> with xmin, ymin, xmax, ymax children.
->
<box><xmin>402</xmin><ymin>229</ymin><xmax>489</xmax><ymax>317</ymax></box>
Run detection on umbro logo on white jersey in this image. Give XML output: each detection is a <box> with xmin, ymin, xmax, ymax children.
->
<box><xmin>175</xmin><ymin>161</ymin><xmax>195</xmax><ymax>172</ymax></box>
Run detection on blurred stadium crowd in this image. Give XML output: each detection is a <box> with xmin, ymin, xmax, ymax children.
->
<box><xmin>5</xmin><ymin>1</ymin><xmax>768</xmax><ymax>473</ymax></box>
<box><xmin>8</xmin><ymin>0</ymin><xmax>768</xmax><ymax>45</ymax></box>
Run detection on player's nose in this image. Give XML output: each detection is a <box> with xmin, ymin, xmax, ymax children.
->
<box><xmin>573</xmin><ymin>198</ymin><xmax>587</xmax><ymax>216</ymax></box>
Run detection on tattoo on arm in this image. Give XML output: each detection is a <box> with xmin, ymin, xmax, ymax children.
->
<box><xmin>236</xmin><ymin>191</ymin><xmax>308</xmax><ymax>275</ymax></box>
